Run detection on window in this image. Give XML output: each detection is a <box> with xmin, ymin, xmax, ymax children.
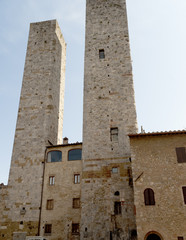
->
<box><xmin>112</xmin><ymin>167</ymin><xmax>118</xmax><ymax>173</ymax></box>
<box><xmin>74</xmin><ymin>174</ymin><xmax>80</xmax><ymax>184</ymax></box>
<box><xmin>44</xmin><ymin>224</ymin><xmax>52</xmax><ymax>235</ymax></box>
<box><xmin>47</xmin><ymin>151</ymin><xmax>62</xmax><ymax>162</ymax></box>
<box><xmin>49</xmin><ymin>176</ymin><xmax>55</xmax><ymax>185</ymax></box>
<box><xmin>110</xmin><ymin>128</ymin><xmax>118</xmax><ymax>142</ymax></box>
<box><xmin>114</xmin><ymin>201</ymin><xmax>121</xmax><ymax>215</ymax></box>
<box><xmin>114</xmin><ymin>191</ymin><xmax>120</xmax><ymax>196</ymax></box>
<box><xmin>72</xmin><ymin>223</ymin><xmax>79</xmax><ymax>235</ymax></box>
<box><xmin>176</xmin><ymin>147</ymin><xmax>186</xmax><ymax>163</ymax></box>
<box><xmin>182</xmin><ymin>186</ymin><xmax>186</xmax><ymax>204</ymax></box>
<box><xmin>99</xmin><ymin>49</ymin><xmax>105</xmax><ymax>59</ymax></box>
<box><xmin>68</xmin><ymin>149</ymin><xmax>82</xmax><ymax>161</ymax></box>
<box><xmin>178</xmin><ymin>237</ymin><xmax>184</xmax><ymax>240</ymax></box>
<box><xmin>144</xmin><ymin>188</ymin><xmax>155</xmax><ymax>205</ymax></box>
<box><xmin>73</xmin><ymin>198</ymin><xmax>80</xmax><ymax>208</ymax></box>
<box><xmin>46</xmin><ymin>199</ymin><xmax>54</xmax><ymax>210</ymax></box>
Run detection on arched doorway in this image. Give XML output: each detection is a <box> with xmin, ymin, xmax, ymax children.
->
<box><xmin>146</xmin><ymin>233</ymin><xmax>161</xmax><ymax>240</ymax></box>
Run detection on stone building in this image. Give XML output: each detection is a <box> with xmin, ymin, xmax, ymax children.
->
<box><xmin>129</xmin><ymin>131</ymin><xmax>186</xmax><ymax>240</ymax></box>
<box><xmin>0</xmin><ymin>0</ymin><xmax>186</xmax><ymax>240</ymax></box>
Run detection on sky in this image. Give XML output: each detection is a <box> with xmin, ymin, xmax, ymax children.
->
<box><xmin>0</xmin><ymin>0</ymin><xmax>186</xmax><ymax>184</ymax></box>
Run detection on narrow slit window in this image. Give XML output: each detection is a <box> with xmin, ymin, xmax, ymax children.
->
<box><xmin>74</xmin><ymin>174</ymin><xmax>80</xmax><ymax>184</ymax></box>
<box><xmin>99</xmin><ymin>49</ymin><xmax>105</xmax><ymax>59</ymax></box>
<box><xmin>73</xmin><ymin>198</ymin><xmax>80</xmax><ymax>208</ymax></box>
<box><xmin>114</xmin><ymin>201</ymin><xmax>121</xmax><ymax>215</ymax></box>
<box><xmin>49</xmin><ymin>176</ymin><xmax>55</xmax><ymax>185</ymax></box>
<box><xmin>110</xmin><ymin>128</ymin><xmax>118</xmax><ymax>142</ymax></box>
<box><xmin>46</xmin><ymin>199</ymin><xmax>54</xmax><ymax>210</ymax></box>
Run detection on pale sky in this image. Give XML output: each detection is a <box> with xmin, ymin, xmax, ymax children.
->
<box><xmin>0</xmin><ymin>0</ymin><xmax>186</xmax><ymax>184</ymax></box>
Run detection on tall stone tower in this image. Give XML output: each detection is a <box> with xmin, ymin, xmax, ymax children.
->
<box><xmin>81</xmin><ymin>0</ymin><xmax>138</xmax><ymax>239</ymax></box>
<box><xmin>5</xmin><ymin>20</ymin><xmax>66</xmax><ymax>238</ymax></box>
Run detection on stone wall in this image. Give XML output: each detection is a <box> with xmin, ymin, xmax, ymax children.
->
<box><xmin>0</xmin><ymin>20</ymin><xmax>66</xmax><ymax>239</ymax></box>
<box><xmin>40</xmin><ymin>143</ymin><xmax>82</xmax><ymax>240</ymax></box>
<box><xmin>81</xmin><ymin>0</ymin><xmax>138</xmax><ymax>239</ymax></box>
<box><xmin>130</xmin><ymin>133</ymin><xmax>186</xmax><ymax>240</ymax></box>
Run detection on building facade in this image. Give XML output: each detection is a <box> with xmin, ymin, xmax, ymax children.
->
<box><xmin>0</xmin><ymin>1</ymin><xmax>186</xmax><ymax>240</ymax></box>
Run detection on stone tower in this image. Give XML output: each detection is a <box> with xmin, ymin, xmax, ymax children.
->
<box><xmin>81</xmin><ymin>0</ymin><xmax>138</xmax><ymax>239</ymax></box>
<box><xmin>5</xmin><ymin>20</ymin><xmax>66</xmax><ymax>238</ymax></box>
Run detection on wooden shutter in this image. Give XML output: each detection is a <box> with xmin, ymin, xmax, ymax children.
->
<box><xmin>176</xmin><ymin>147</ymin><xmax>186</xmax><ymax>163</ymax></box>
<box><xmin>144</xmin><ymin>188</ymin><xmax>155</xmax><ymax>205</ymax></box>
<box><xmin>144</xmin><ymin>189</ymin><xmax>150</xmax><ymax>205</ymax></box>
<box><xmin>178</xmin><ymin>237</ymin><xmax>184</xmax><ymax>240</ymax></box>
<box><xmin>182</xmin><ymin>187</ymin><xmax>186</xmax><ymax>204</ymax></box>
<box><xmin>149</xmin><ymin>188</ymin><xmax>155</xmax><ymax>205</ymax></box>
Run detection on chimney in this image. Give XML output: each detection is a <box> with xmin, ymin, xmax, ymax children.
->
<box><xmin>63</xmin><ymin>137</ymin><xmax>68</xmax><ymax>145</ymax></box>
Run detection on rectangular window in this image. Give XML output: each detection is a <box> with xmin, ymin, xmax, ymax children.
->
<box><xmin>110</xmin><ymin>128</ymin><xmax>118</xmax><ymax>142</ymax></box>
<box><xmin>74</xmin><ymin>174</ymin><xmax>80</xmax><ymax>184</ymax></box>
<box><xmin>114</xmin><ymin>201</ymin><xmax>121</xmax><ymax>215</ymax></box>
<box><xmin>44</xmin><ymin>224</ymin><xmax>52</xmax><ymax>235</ymax></box>
<box><xmin>182</xmin><ymin>186</ymin><xmax>186</xmax><ymax>204</ymax></box>
<box><xmin>99</xmin><ymin>49</ymin><xmax>105</xmax><ymax>59</ymax></box>
<box><xmin>112</xmin><ymin>167</ymin><xmax>118</xmax><ymax>173</ymax></box>
<box><xmin>46</xmin><ymin>199</ymin><xmax>54</xmax><ymax>210</ymax></box>
<box><xmin>176</xmin><ymin>147</ymin><xmax>186</xmax><ymax>163</ymax></box>
<box><xmin>73</xmin><ymin>198</ymin><xmax>80</xmax><ymax>208</ymax></box>
<box><xmin>178</xmin><ymin>237</ymin><xmax>184</xmax><ymax>240</ymax></box>
<box><xmin>72</xmin><ymin>223</ymin><xmax>80</xmax><ymax>235</ymax></box>
<box><xmin>49</xmin><ymin>176</ymin><xmax>55</xmax><ymax>185</ymax></box>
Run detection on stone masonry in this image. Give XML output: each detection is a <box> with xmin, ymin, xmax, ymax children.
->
<box><xmin>129</xmin><ymin>132</ymin><xmax>186</xmax><ymax>240</ymax></box>
<box><xmin>0</xmin><ymin>20</ymin><xmax>66</xmax><ymax>239</ymax></box>
<box><xmin>81</xmin><ymin>0</ymin><xmax>138</xmax><ymax>239</ymax></box>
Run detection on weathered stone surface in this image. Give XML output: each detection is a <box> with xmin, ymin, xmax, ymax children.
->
<box><xmin>0</xmin><ymin>20</ymin><xmax>66</xmax><ymax>238</ymax></box>
<box><xmin>81</xmin><ymin>0</ymin><xmax>138</xmax><ymax>239</ymax></box>
<box><xmin>130</xmin><ymin>133</ymin><xmax>186</xmax><ymax>240</ymax></box>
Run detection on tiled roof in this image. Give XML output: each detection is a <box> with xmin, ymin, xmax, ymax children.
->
<box><xmin>129</xmin><ymin>130</ymin><xmax>186</xmax><ymax>138</ymax></box>
<box><xmin>47</xmin><ymin>142</ymin><xmax>82</xmax><ymax>148</ymax></box>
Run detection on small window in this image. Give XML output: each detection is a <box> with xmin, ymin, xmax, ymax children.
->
<box><xmin>44</xmin><ymin>224</ymin><xmax>52</xmax><ymax>235</ymax></box>
<box><xmin>46</xmin><ymin>199</ymin><xmax>54</xmax><ymax>210</ymax></box>
<box><xmin>99</xmin><ymin>49</ymin><xmax>105</xmax><ymax>59</ymax></box>
<box><xmin>182</xmin><ymin>186</ymin><xmax>186</xmax><ymax>204</ymax></box>
<box><xmin>49</xmin><ymin>176</ymin><xmax>55</xmax><ymax>185</ymax></box>
<box><xmin>47</xmin><ymin>151</ymin><xmax>62</xmax><ymax>162</ymax></box>
<box><xmin>112</xmin><ymin>167</ymin><xmax>118</xmax><ymax>173</ymax></box>
<box><xmin>176</xmin><ymin>147</ymin><xmax>186</xmax><ymax>163</ymax></box>
<box><xmin>114</xmin><ymin>191</ymin><xmax>120</xmax><ymax>196</ymax></box>
<box><xmin>110</xmin><ymin>128</ymin><xmax>118</xmax><ymax>142</ymax></box>
<box><xmin>114</xmin><ymin>201</ymin><xmax>121</xmax><ymax>215</ymax></box>
<box><xmin>72</xmin><ymin>223</ymin><xmax>80</xmax><ymax>235</ymax></box>
<box><xmin>178</xmin><ymin>237</ymin><xmax>184</xmax><ymax>240</ymax></box>
<box><xmin>74</xmin><ymin>174</ymin><xmax>80</xmax><ymax>184</ymax></box>
<box><xmin>73</xmin><ymin>198</ymin><xmax>80</xmax><ymax>208</ymax></box>
<box><xmin>144</xmin><ymin>188</ymin><xmax>155</xmax><ymax>205</ymax></box>
<box><xmin>68</xmin><ymin>149</ymin><xmax>82</xmax><ymax>161</ymax></box>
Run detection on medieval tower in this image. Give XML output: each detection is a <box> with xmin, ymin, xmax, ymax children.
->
<box><xmin>81</xmin><ymin>0</ymin><xmax>138</xmax><ymax>239</ymax></box>
<box><xmin>1</xmin><ymin>20</ymin><xmax>66</xmax><ymax>239</ymax></box>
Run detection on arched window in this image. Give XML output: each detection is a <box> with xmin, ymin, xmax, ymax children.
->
<box><xmin>68</xmin><ymin>149</ymin><xmax>82</xmax><ymax>161</ymax></box>
<box><xmin>47</xmin><ymin>151</ymin><xmax>62</xmax><ymax>162</ymax></box>
<box><xmin>146</xmin><ymin>233</ymin><xmax>161</xmax><ymax>240</ymax></box>
<box><xmin>144</xmin><ymin>188</ymin><xmax>155</xmax><ymax>205</ymax></box>
<box><xmin>114</xmin><ymin>191</ymin><xmax>120</xmax><ymax>196</ymax></box>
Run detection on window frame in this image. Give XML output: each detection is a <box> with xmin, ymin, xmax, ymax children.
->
<box><xmin>144</xmin><ymin>188</ymin><xmax>155</xmax><ymax>206</ymax></box>
<box><xmin>72</xmin><ymin>198</ymin><xmax>80</xmax><ymax>209</ymax></box>
<box><xmin>114</xmin><ymin>201</ymin><xmax>122</xmax><ymax>215</ymax></box>
<box><xmin>47</xmin><ymin>150</ymin><xmax>62</xmax><ymax>163</ymax></box>
<box><xmin>74</xmin><ymin>174</ymin><xmax>80</xmax><ymax>184</ymax></box>
<box><xmin>46</xmin><ymin>199</ymin><xmax>54</xmax><ymax>210</ymax></box>
<box><xmin>49</xmin><ymin>176</ymin><xmax>55</xmax><ymax>186</ymax></box>
<box><xmin>176</xmin><ymin>147</ymin><xmax>186</xmax><ymax>163</ymax></box>
<box><xmin>110</xmin><ymin>127</ymin><xmax>118</xmax><ymax>142</ymax></box>
<box><xmin>68</xmin><ymin>149</ymin><xmax>82</xmax><ymax>161</ymax></box>
<box><xmin>182</xmin><ymin>186</ymin><xmax>186</xmax><ymax>204</ymax></box>
<box><xmin>44</xmin><ymin>224</ymin><xmax>52</xmax><ymax>235</ymax></box>
<box><xmin>72</xmin><ymin>223</ymin><xmax>80</xmax><ymax>235</ymax></box>
<box><xmin>99</xmin><ymin>49</ymin><xmax>105</xmax><ymax>59</ymax></box>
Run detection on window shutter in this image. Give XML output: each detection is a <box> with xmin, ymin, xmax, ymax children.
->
<box><xmin>176</xmin><ymin>147</ymin><xmax>186</xmax><ymax>163</ymax></box>
<box><xmin>144</xmin><ymin>189</ymin><xmax>150</xmax><ymax>205</ymax></box>
<box><xmin>149</xmin><ymin>188</ymin><xmax>155</xmax><ymax>205</ymax></box>
<box><xmin>182</xmin><ymin>187</ymin><xmax>186</xmax><ymax>204</ymax></box>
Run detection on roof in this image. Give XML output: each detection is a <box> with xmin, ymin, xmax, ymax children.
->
<box><xmin>129</xmin><ymin>130</ymin><xmax>186</xmax><ymax>138</ymax></box>
<box><xmin>46</xmin><ymin>142</ymin><xmax>82</xmax><ymax>149</ymax></box>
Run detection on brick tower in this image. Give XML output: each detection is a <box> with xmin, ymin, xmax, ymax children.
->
<box><xmin>81</xmin><ymin>0</ymin><xmax>138</xmax><ymax>239</ymax></box>
<box><xmin>4</xmin><ymin>20</ymin><xmax>66</xmax><ymax>238</ymax></box>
